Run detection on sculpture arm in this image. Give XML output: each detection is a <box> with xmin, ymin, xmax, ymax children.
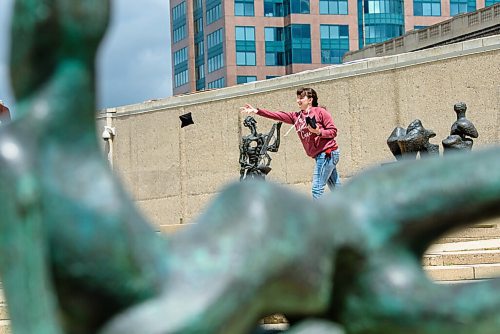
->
<box><xmin>267</xmin><ymin>122</ymin><xmax>282</xmax><ymax>153</ymax></box>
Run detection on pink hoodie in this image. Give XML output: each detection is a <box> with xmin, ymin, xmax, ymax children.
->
<box><xmin>257</xmin><ymin>106</ymin><xmax>338</xmax><ymax>158</ymax></box>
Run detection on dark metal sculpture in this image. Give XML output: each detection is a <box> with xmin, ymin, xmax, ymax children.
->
<box><xmin>387</xmin><ymin>119</ymin><xmax>439</xmax><ymax>160</ymax></box>
<box><xmin>239</xmin><ymin>116</ymin><xmax>282</xmax><ymax>181</ymax></box>
<box><xmin>0</xmin><ymin>1</ymin><xmax>499</xmax><ymax>334</ymax></box>
<box><xmin>442</xmin><ymin>102</ymin><xmax>478</xmax><ymax>153</ymax></box>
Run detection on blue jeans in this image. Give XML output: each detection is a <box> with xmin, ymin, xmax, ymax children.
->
<box><xmin>312</xmin><ymin>149</ymin><xmax>340</xmax><ymax>199</ymax></box>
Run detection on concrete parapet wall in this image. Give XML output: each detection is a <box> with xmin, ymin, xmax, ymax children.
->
<box><xmin>343</xmin><ymin>3</ymin><xmax>500</xmax><ymax>62</ymax></box>
<box><xmin>98</xmin><ymin>35</ymin><xmax>500</xmax><ymax>228</ymax></box>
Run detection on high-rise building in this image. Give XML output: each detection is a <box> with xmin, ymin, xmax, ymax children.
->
<box><xmin>170</xmin><ymin>0</ymin><xmax>498</xmax><ymax>95</ymax></box>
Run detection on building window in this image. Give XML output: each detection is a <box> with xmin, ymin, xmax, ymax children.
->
<box><xmin>320</xmin><ymin>25</ymin><xmax>349</xmax><ymax>64</ymax></box>
<box><xmin>174</xmin><ymin>69</ymin><xmax>188</xmax><ymax>88</ymax></box>
<box><xmin>264</xmin><ymin>0</ymin><xmax>285</xmax><ymax>16</ymax></box>
<box><xmin>358</xmin><ymin>0</ymin><xmax>404</xmax><ymax>48</ymax></box>
<box><xmin>172</xmin><ymin>2</ymin><xmax>187</xmax><ymax>44</ymax></box>
<box><xmin>237</xmin><ymin>76</ymin><xmax>257</xmax><ymax>84</ymax></box>
<box><xmin>174</xmin><ymin>47</ymin><xmax>188</xmax><ymax>66</ymax></box>
<box><xmin>362</xmin><ymin>0</ymin><xmax>403</xmax><ymax>14</ymax></box>
<box><xmin>196</xmin><ymin>64</ymin><xmax>205</xmax><ymax>81</ymax></box>
<box><xmin>266</xmin><ymin>75</ymin><xmax>280</xmax><ymax>79</ymax></box>
<box><xmin>319</xmin><ymin>0</ymin><xmax>348</xmax><ymax>14</ymax></box>
<box><xmin>363</xmin><ymin>24</ymin><xmax>404</xmax><ymax>44</ymax></box>
<box><xmin>208</xmin><ymin>53</ymin><xmax>224</xmax><ymax>72</ymax></box>
<box><xmin>208</xmin><ymin>77</ymin><xmax>225</xmax><ymax>89</ymax></box>
<box><xmin>173</xmin><ymin>25</ymin><xmax>187</xmax><ymax>43</ymax></box>
<box><xmin>236</xmin><ymin>26</ymin><xmax>256</xmax><ymax>66</ymax></box>
<box><xmin>289</xmin><ymin>0</ymin><xmax>310</xmax><ymax>14</ymax></box>
<box><xmin>235</xmin><ymin>0</ymin><xmax>255</xmax><ymax>16</ymax></box>
<box><xmin>207</xmin><ymin>0</ymin><xmax>222</xmax><ymax>24</ymax></box>
<box><xmin>194</xmin><ymin>0</ymin><xmax>203</xmax><ymax>11</ymax></box>
<box><xmin>195</xmin><ymin>18</ymin><xmax>204</xmax><ymax>35</ymax></box>
<box><xmin>172</xmin><ymin>2</ymin><xmax>187</xmax><ymax>21</ymax></box>
<box><xmin>265</xmin><ymin>27</ymin><xmax>285</xmax><ymax>66</ymax></box>
<box><xmin>450</xmin><ymin>0</ymin><xmax>476</xmax><ymax>15</ymax></box>
<box><xmin>285</xmin><ymin>24</ymin><xmax>311</xmax><ymax>64</ymax></box>
<box><xmin>207</xmin><ymin>29</ymin><xmax>223</xmax><ymax>49</ymax></box>
<box><xmin>195</xmin><ymin>41</ymin><xmax>204</xmax><ymax>58</ymax></box>
<box><xmin>195</xmin><ymin>63</ymin><xmax>206</xmax><ymax>90</ymax></box>
<box><xmin>413</xmin><ymin>0</ymin><xmax>441</xmax><ymax>16</ymax></box>
<box><xmin>414</xmin><ymin>25</ymin><xmax>428</xmax><ymax>30</ymax></box>
<box><xmin>485</xmin><ymin>0</ymin><xmax>500</xmax><ymax>6</ymax></box>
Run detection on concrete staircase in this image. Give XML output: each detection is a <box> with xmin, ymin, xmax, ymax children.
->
<box><xmin>0</xmin><ymin>223</ymin><xmax>498</xmax><ymax>332</ymax></box>
<box><xmin>0</xmin><ymin>286</ymin><xmax>9</xmax><ymax>334</ymax></box>
<box><xmin>423</xmin><ymin>223</ymin><xmax>500</xmax><ymax>282</ymax></box>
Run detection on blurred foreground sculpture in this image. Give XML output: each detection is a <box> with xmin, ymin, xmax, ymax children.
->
<box><xmin>239</xmin><ymin>116</ymin><xmax>282</xmax><ymax>181</ymax></box>
<box><xmin>0</xmin><ymin>1</ymin><xmax>499</xmax><ymax>334</ymax></box>
<box><xmin>387</xmin><ymin>119</ymin><xmax>439</xmax><ymax>160</ymax></box>
<box><xmin>442</xmin><ymin>102</ymin><xmax>478</xmax><ymax>153</ymax></box>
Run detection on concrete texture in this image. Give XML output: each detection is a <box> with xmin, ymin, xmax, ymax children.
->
<box><xmin>425</xmin><ymin>263</ymin><xmax>500</xmax><ymax>281</ymax></box>
<box><xmin>0</xmin><ymin>308</ymin><xmax>7</xmax><ymax>321</ymax></box>
<box><xmin>423</xmin><ymin>236</ymin><xmax>500</xmax><ymax>281</ymax></box>
<box><xmin>424</xmin><ymin>265</ymin><xmax>476</xmax><ymax>280</ymax></box>
<box><xmin>0</xmin><ymin>321</ymin><xmax>10</xmax><ymax>334</ymax></box>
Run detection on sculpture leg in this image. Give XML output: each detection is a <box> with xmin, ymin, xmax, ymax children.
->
<box><xmin>0</xmin><ymin>128</ymin><xmax>62</xmax><ymax>334</ymax></box>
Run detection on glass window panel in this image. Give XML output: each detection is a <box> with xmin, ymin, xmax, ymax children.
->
<box><xmin>248</xmin><ymin>52</ymin><xmax>256</xmax><ymax>65</ymax></box>
<box><xmin>247</xmin><ymin>27</ymin><xmax>255</xmax><ymax>40</ymax></box>
<box><xmin>431</xmin><ymin>3</ymin><xmax>441</xmax><ymax>14</ymax></box>
<box><xmin>265</xmin><ymin>28</ymin><xmax>274</xmax><ymax>41</ymax></box>
<box><xmin>235</xmin><ymin>27</ymin><xmax>245</xmax><ymax>40</ymax></box>
<box><xmin>339</xmin><ymin>1</ymin><xmax>348</xmax><ymax>14</ymax></box>
<box><xmin>237</xmin><ymin>52</ymin><xmax>246</xmax><ymax>65</ymax></box>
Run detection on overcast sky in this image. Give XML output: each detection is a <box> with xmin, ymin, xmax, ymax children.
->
<box><xmin>0</xmin><ymin>0</ymin><xmax>172</xmax><ymax>115</ymax></box>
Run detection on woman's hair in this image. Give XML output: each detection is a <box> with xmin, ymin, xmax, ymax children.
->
<box><xmin>296</xmin><ymin>87</ymin><xmax>319</xmax><ymax>107</ymax></box>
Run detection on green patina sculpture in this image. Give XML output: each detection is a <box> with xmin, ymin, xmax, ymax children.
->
<box><xmin>0</xmin><ymin>1</ymin><xmax>499</xmax><ymax>334</ymax></box>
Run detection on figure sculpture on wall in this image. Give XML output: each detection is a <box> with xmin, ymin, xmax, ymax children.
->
<box><xmin>387</xmin><ymin>119</ymin><xmax>439</xmax><ymax>160</ymax></box>
<box><xmin>442</xmin><ymin>102</ymin><xmax>478</xmax><ymax>153</ymax></box>
<box><xmin>239</xmin><ymin>116</ymin><xmax>282</xmax><ymax>181</ymax></box>
<box><xmin>0</xmin><ymin>1</ymin><xmax>499</xmax><ymax>334</ymax></box>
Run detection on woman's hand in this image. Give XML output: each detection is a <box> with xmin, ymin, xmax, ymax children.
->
<box><xmin>240</xmin><ymin>104</ymin><xmax>258</xmax><ymax>114</ymax></box>
<box><xmin>307</xmin><ymin>125</ymin><xmax>321</xmax><ymax>136</ymax></box>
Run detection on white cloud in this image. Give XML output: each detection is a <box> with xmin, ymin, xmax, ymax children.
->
<box><xmin>0</xmin><ymin>0</ymin><xmax>172</xmax><ymax>114</ymax></box>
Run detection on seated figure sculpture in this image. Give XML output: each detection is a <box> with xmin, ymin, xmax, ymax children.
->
<box><xmin>387</xmin><ymin>119</ymin><xmax>439</xmax><ymax>160</ymax></box>
<box><xmin>239</xmin><ymin>116</ymin><xmax>282</xmax><ymax>181</ymax></box>
<box><xmin>442</xmin><ymin>102</ymin><xmax>478</xmax><ymax>153</ymax></box>
<box><xmin>0</xmin><ymin>1</ymin><xmax>499</xmax><ymax>334</ymax></box>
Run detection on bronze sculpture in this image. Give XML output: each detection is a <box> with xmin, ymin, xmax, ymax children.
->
<box><xmin>387</xmin><ymin>119</ymin><xmax>439</xmax><ymax>160</ymax></box>
<box><xmin>0</xmin><ymin>1</ymin><xmax>499</xmax><ymax>334</ymax></box>
<box><xmin>442</xmin><ymin>102</ymin><xmax>478</xmax><ymax>153</ymax></box>
<box><xmin>239</xmin><ymin>116</ymin><xmax>282</xmax><ymax>181</ymax></box>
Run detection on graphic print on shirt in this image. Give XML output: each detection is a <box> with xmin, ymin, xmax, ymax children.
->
<box><xmin>296</xmin><ymin>114</ymin><xmax>312</xmax><ymax>141</ymax></box>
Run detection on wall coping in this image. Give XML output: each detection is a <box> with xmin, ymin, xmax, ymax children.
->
<box><xmin>97</xmin><ymin>34</ymin><xmax>500</xmax><ymax>119</ymax></box>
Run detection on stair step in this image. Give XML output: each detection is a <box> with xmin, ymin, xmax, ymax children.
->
<box><xmin>0</xmin><ymin>320</ymin><xmax>9</xmax><ymax>334</ymax></box>
<box><xmin>0</xmin><ymin>305</ymin><xmax>7</xmax><ymax>321</ymax></box>
<box><xmin>157</xmin><ymin>223</ymin><xmax>194</xmax><ymax>234</ymax></box>
<box><xmin>423</xmin><ymin>249</ymin><xmax>500</xmax><ymax>266</ymax></box>
<box><xmin>443</xmin><ymin>224</ymin><xmax>500</xmax><ymax>239</ymax></box>
<box><xmin>423</xmin><ymin>239</ymin><xmax>500</xmax><ymax>266</ymax></box>
<box><xmin>435</xmin><ymin>236</ymin><xmax>500</xmax><ymax>243</ymax></box>
<box><xmin>424</xmin><ymin>263</ymin><xmax>500</xmax><ymax>281</ymax></box>
<box><xmin>427</xmin><ymin>239</ymin><xmax>500</xmax><ymax>252</ymax></box>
